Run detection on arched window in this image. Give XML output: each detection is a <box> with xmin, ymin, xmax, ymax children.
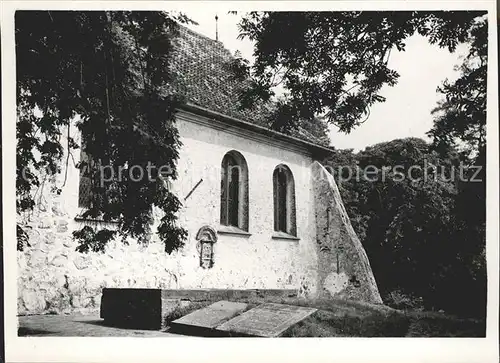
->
<box><xmin>220</xmin><ymin>151</ymin><xmax>249</xmax><ymax>231</ymax></box>
<box><xmin>273</xmin><ymin>164</ymin><xmax>296</xmax><ymax>236</ymax></box>
<box><xmin>78</xmin><ymin>148</ymin><xmax>92</xmax><ymax>209</ymax></box>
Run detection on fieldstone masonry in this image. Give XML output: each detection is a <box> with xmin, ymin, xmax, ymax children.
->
<box><xmin>16</xmin><ymin>119</ymin><xmax>321</xmax><ymax>315</ymax></box>
<box><xmin>17</xmin><ymin>158</ymin><xmax>382</xmax><ymax>315</ymax></box>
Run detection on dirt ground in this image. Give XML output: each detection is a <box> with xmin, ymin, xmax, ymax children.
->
<box><xmin>18</xmin><ymin>314</ymin><xmax>180</xmax><ymax>337</ymax></box>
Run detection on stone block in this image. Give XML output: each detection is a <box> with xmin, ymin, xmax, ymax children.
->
<box><xmin>323</xmin><ymin>272</ymin><xmax>350</xmax><ymax>295</ymax></box>
<box><xmin>18</xmin><ymin>297</ymin><xmax>27</xmax><ymax>316</ymax></box>
<box><xmin>46</xmin><ymin>295</ymin><xmax>70</xmax><ymax>315</ymax></box>
<box><xmin>73</xmin><ymin>255</ymin><xmax>91</xmax><ymax>270</ymax></box>
<box><xmin>52</xmin><ymin>202</ymin><xmax>65</xmax><ymax>216</ymax></box>
<box><xmin>38</xmin><ymin>217</ymin><xmax>52</xmax><ymax>229</ymax></box>
<box><xmin>56</xmin><ymin>224</ymin><xmax>68</xmax><ymax>233</ymax></box>
<box><xmin>67</xmin><ymin>275</ymin><xmax>87</xmax><ymax>296</ymax></box>
<box><xmin>216</xmin><ymin>303</ymin><xmax>317</xmax><ymax>337</ymax></box>
<box><xmin>62</xmin><ymin>238</ymin><xmax>73</xmax><ymax>247</ymax></box>
<box><xmin>44</xmin><ymin>232</ymin><xmax>56</xmax><ymax>244</ymax></box>
<box><xmin>51</xmin><ymin>255</ymin><xmax>67</xmax><ymax>267</ymax></box>
<box><xmin>93</xmin><ymin>293</ymin><xmax>103</xmax><ymax>307</ymax></box>
<box><xmin>55</xmin><ymin>274</ymin><xmax>67</xmax><ymax>288</ymax></box>
<box><xmin>85</xmin><ymin>278</ymin><xmax>103</xmax><ymax>294</ymax></box>
<box><xmin>170</xmin><ymin>301</ymin><xmax>248</xmax><ymax>335</ymax></box>
<box><xmin>100</xmin><ymin>288</ymin><xmax>299</xmax><ymax>330</ymax></box>
<box><xmin>72</xmin><ymin>295</ymin><xmax>92</xmax><ymax>309</ymax></box>
<box><xmin>311</xmin><ymin>161</ymin><xmax>382</xmax><ymax>304</ymax></box>
<box><xmin>100</xmin><ymin>288</ymin><xmax>163</xmax><ymax>330</ymax></box>
<box><xmin>56</xmin><ymin>219</ymin><xmax>69</xmax><ymax>233</ymax></box>
<box><xmin>35</xmin><ymin>241</ymin><xmax>50</xmax><ymax>253</ymax></box>
<box><xmin>22</xmin><ymin>290</ymin><xmax>46</xmax><ymax>313</ymax></box>
<box><xmin>27</xmin><ymin>249</ymin><xmax>47</xmax><ymax>267</ymax></box>
<box><xmin>17</xmin><ymin>253</ymin><xmax>27</xmax><ymax>270</ymax></box>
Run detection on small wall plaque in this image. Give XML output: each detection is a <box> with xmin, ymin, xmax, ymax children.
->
<box><xmin>195</xmin><ymin>225</ymin><xmax>217</xmax><ymax>269</ymax></box>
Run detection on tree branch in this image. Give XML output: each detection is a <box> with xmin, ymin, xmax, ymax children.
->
<box><xmin>60</xmin><ymin>123</ymin><xmax>71</xmax><ymax>189</ymax></box>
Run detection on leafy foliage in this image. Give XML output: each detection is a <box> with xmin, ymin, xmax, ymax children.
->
<box><xmin>73</xmin><ymin>226</ymin><xmax>116</xmax><ymax>253</ymax></box>
<box><xmin>428</xmin><ymin>17</ymin><xmax>487</xmax><ymax>161</ymax></box>
<box><xmin>232</xmin><ymin>11</ymin><xmax>485</xmax><ymax>133</ymax></box>
<box><xmin>426</xmin><ymin>17</ymin><xmax>487</xmax><ymax>317</ymax></box>
<box><xmin>325</xmin><ymin>138</ymin><xmax>486</xmax><ymax>317</ymax></box>
<box><xmin>16</xmin><ymin>11</ymin><xmax>191</xmax><ymax>253</ymax></box>
<box><xmin>236</xmin><ymin>10</ymin><xmax>487</xmax><ymax>317</ymax></box>
<box><xmin>17</xmin><ymin>224</ymin><xmax>30</xmax><ymax>251</ymax></box>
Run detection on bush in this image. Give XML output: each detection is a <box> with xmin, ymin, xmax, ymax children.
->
<box><xmin>384</xmin><ymin>290</ymin><xmax>424</xmax><ymax>311</ymax></box>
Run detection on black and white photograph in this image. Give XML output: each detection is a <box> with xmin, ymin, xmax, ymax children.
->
<box><xmin>2</xmin><ymin>1</ymin><xmax>499</xmax><ymax>362</ymax></box>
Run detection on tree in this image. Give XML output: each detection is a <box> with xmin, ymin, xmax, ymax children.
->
<box><xmin>427</xmin><ymin>16</ymin><xmax>487</xmax><ymax>252</ymax></box>
<box><xmin>325</xmin><ymin>138</ymin><xmax>485</xmax><ymax>316</ymax></box>
<box><xmin>428</xmin><ymin>17</ymin><xmax>487</xmax><ymax>162</ymax></box>
<box><xmin>16</xmin><ymin>11</ymin><xmax>193</xmax><ymax>253</ymax></box>
<box><xmin>427</xmin><ymin>16</ymin><xmax>487</xmax><ymax>317</ymax></box>
<box><xmin>326</xmin><ymin>139</ymin><xmax>454</xmax><ymax>307</ymax></box>
<box><xmin>231</xmin><ymin>11</ymin><xmax>486</xmax><ymax>134</ymax></box>
<box><xmin>235</xmin><ymin>10</ymin><xmax>488</xmax><ymax>316</ymax></box>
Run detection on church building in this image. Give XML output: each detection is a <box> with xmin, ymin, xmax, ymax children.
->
<box><xmin>17</xmin><ymin>25</ymin><xmax>382</xmax><ymax>315</ymax></box>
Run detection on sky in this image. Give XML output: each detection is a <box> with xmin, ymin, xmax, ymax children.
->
<box><xmin>184</xmin><ymin>11</ymin><xmax>468</xmax><ymax>151</ymax></box>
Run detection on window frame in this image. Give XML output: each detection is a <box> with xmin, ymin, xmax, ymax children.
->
<box><xmin>273</xmin><ymin>164</ymin><xmax>297</xmax><ymax>238</ymax></box>
<box><xmin>220</xmin><ymin>150</ymin><xmax>249</xmax><ymax>232</ymax></box>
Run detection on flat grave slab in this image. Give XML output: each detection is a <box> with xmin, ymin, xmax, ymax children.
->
<box><xmin>170</xmin><ymin>301</ymin><xmax>248</xmax><ymax>335</ymax></box>
<box><xmin>100</xmin><ymin>288</ymin><xmax>297</xmax><ymax>330</ymax></box>
<box><xmin>216</xmin><ymin>303</ymin><xmax>317</xmax><ymax>337</ymax></box>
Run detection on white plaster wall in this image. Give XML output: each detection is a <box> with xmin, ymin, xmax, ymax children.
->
<box><xmin>171</xmin><ymin>112</ymin><xmax>319</xmax><ymax>294</ymax></box>
<box><xmin>17</xmin><ymin>111</ymin><xmax>320</xmax><ymax>315</ymax></box>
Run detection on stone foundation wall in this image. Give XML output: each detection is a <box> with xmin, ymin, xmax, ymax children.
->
<box><xmin>17</xmin><ymin>187</ymin><xmax>316</xmax><ymax>315</ymax></box>
<box><xmin>17</xmin><ymin>114</ymin><xmax>321</xmax><ymax>315</ymax></box>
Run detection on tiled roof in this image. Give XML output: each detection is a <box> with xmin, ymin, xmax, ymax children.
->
<box><xmin>170</xmin><ymin>25</ymin><xmax>330</xmax><ymax>147</ymax></box>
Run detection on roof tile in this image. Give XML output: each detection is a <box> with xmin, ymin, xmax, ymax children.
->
<box><xmin>169</xmin><ymin>25</ymin><xmax>330</xmax><ymax>146</ymax></box>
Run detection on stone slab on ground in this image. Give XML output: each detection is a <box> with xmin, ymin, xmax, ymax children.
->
<box><xmin>170</xmin><ymin>301</ymin><xmax>248</xmax><ymax>335</ymax></box>
<box><xmin>101</xmin><ymin>288</ymin><xmax>298</xmax><ymax>330</ymax></box>
<box><xmin>216</xmin><ymin>303</ymin><xmax>317</xmax><ymax>337</ymax></box>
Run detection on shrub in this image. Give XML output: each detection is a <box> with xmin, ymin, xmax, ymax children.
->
<box><xmin>384</xmin><ymin>290</ymin><xmax>424</xmax><ymax>311</ymax></box>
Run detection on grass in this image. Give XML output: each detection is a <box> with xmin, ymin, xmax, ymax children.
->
<box><xmin>282</xmin><ymin>310</ymin><xmax>410</xmax><ymax>337</ymax></box>
<box><xmin>404</xmin><ymin>310</ymin><xmax>486</xmax><ymax>337</ymax></box>
<box><xmin>161</xmin><ymin>295</ymin><xmax>486</xmax><ymax>337</ymax></box>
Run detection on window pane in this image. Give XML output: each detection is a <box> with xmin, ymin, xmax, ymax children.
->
<box><xmin>78</xmin><ymin>149</ymin><xmax>92</xmax><ymax>208</ymax></box>
<box><xmin>221</xmin><ymin>154</ymin><xmax>240</xmax><ymax>227</ymax></box>
<box><xmin>273</xmin><ymin>169</ymin><xmax>279</xmax><ymax>231</ymax></box>
<box><xmin>78</xmin><ymin>174</ymin><xmax>92</xmax><ymax>208</ymax></box>
<box><xmin>277</xmin><ymin>168</ymin><xmax>287</xmax><ymax>232</ymax></box>
<box><xmin>228</xmin><ymin>166</ymin><xmax>240</xmax><ymax>226</ymax></box>
<box><xmin>220</xmin><ymin>165</ymin><xmax>228</xmax><ymax>225</ymax></box>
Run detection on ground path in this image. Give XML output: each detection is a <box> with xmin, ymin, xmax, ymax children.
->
<box><xmin>18</xmin><ymin>314</ymin><xmax>179</xmax><ymax>337</ymax></box>
<box><xmin>17</xmin><ymin>298</ymin><xmax>485</xmax><ymax>338</ymax></box>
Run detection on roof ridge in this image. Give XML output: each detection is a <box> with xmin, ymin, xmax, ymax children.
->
<box><xmin>169</xmin><ymin>22</ymin><xmax>331</xmax><ymax>148</ymax></box>
<box><xmin>177</xmin><ymin>23</ymin><xmax>230</xmax><ymax>52</ymax></box>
